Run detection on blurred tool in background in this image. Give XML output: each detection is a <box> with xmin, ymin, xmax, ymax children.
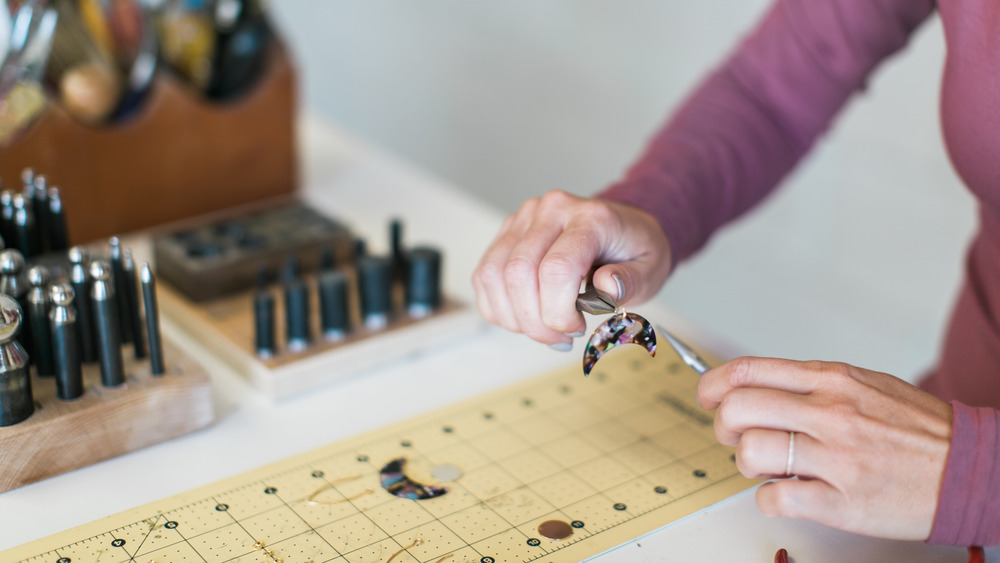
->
<box><xmin>154</xmin><ymin>0</ymin><xmax>271</xmax><ymax>100</ymax></box>
<box><xmin>0</xmin><ymin>0</ymin><xmax>273</xmax><ymax>145</ymax></box>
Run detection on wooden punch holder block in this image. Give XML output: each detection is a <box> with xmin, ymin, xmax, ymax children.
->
<box><xmin>0</xmin><ymin>340</ymin><xmax>213</xmax><ymax>493</ymax></box>
<box><xmin>0</xmin><ymin>40</ymin><xmax>299</xmax><ymax>491</ymax></box>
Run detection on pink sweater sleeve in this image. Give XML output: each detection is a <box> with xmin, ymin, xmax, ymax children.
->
<box><xmin>597</xmin><ymin>0</ymin><xmax>934</xmax><ymax>265</ymax></box>
<box><xmin>927</xmin><ymin>403</ymin><xmax>1000</xmax><ymax>546</ymax></box>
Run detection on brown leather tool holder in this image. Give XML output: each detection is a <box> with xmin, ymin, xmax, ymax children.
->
<box><xmin>0</xmin><ymin>44</ymin><xmax>298</xmax><ymax>244</ymax></box>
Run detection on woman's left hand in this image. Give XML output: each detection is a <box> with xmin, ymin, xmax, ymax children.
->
<box><xmin>696</xmin><ymin>357</ymin><xmax>952</xmax><ymax>540</ymax></box>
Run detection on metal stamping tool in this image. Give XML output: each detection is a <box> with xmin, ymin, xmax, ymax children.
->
<box><xmin>358</xmin><ymin>255</ymin><xmax>392</xmax><ymax>330</ymax></box>
<box><xmin>26</xmin><ymin>265</ymin><xmax>54</xmax><ymax>377</ymax></box>
<box><xmin>0</xmin><ymin>248</ymin><xmax>31</xmax><ymax>360</ymax></box>
<box><xmin>123</xmin><ymin>249</ymin><xmax>146</xmax><ymax>360</ymax></box>
<box><xmin>406</xmin><ymin>247</ymin><xmax>442</xmax><ymax>318</ymax></box>
<box><xmin>31</xmin><ymin>175</ymin><xmax>48</xmax><ymax>253</ymax></box>
<box><xmin>90</xmin><ymin>259</ymin><xmax>125</xmax><ymax>387</ymax></box>
<box><xmin>47</xmin><ymin>187</ymin><xmax>68</xmax><ymax>251</ymax></box>
<box><xmin>109</xmin><ymin>237</ymin><xmax>133</xmax><ymax>344</ymax></box>
<box><xmin>0</xmin><ymin>293</ymin><xmax>32</xmax><ymax>426</ymax></box>
<box><xmin>576</xmin><ymin>283</ymin><xmax>710</xmax><ymax>376</ymax></box>
<box><xmin>50</xmin><ymin>283</ymin><xmax>83</xmax><ymax>400</ymax></box>
<box><xmin>390</xmin><ymin>218</ymin><xmax>404</xmax><ymax>282</ymax></box>
<box><xmin>318</xmin><ymin>269</ymin><xmax>349</xmax><ymax>341</ymax></box>
<box><xmin>253</xmin><ymin>267</ymin><xmax>276</xmax><ymax>358</ymax></box>
<box><xmin>283</xmin><ymin>275</ymin><xmax>311</xmax><ymax>352</ymax></box>
<box><xmin>20</xmin><ymin>169</ymin><xmax>34</xmax><ymax>192</ymax></box>
<box><xmin>69</xmin><ymin>247</ymin><xmax>98</xmax><ymax>363</ymax></box>
<box><xmin>12</xmin><ymin>193</ymin><xmax>35</xmax><ymax>258</ymax></box>
<box><xmin>140</xmin><ymin>263</ymin><xmax>164</xmax><ymax>375</ymax></box>
<box><xmin>0</xmin><ymin>190</ymin><xmax>15</xmax><ymax>248</ymax></box>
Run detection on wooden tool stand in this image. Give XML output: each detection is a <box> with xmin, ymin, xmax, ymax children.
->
<box><xmin>158</xmin><ymin>267</ymin><xmax>483</xmax><ymax>400</ymax></box>
<box><xmin>0</xmin><ymin>338</ymin><xmax>213</xmax><ymax>493</ymax></box>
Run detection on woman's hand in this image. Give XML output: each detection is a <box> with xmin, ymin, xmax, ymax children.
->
<box><xmin>472</xmin><ymin>190</ymin><xmax>672</xmax><ymax>348</ymax></box>
<box><xmin>697</xmin><ymin>357</ymin><xmax>952</xmax><ymax>540</ymax></box>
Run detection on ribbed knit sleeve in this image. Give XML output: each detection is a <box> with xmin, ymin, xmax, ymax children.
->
<box><xmin>927</xmin><ymin>402</ymin><xmax>1000</xmax><ymax>546</ymax></box>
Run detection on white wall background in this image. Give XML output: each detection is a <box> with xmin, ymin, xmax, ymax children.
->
<box><xmin>268</xmin><ymin>1</ymin><xmax>975</xmax><ymax>382</ymax></box>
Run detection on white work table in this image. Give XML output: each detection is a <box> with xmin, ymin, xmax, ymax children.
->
<box><xmin>0</xmin><ymin>117</ymin><xmax>984</xmax><ymax>562</ymax></box>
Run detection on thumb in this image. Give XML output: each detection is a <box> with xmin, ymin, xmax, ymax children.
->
<box><xmin>592</xmin><ymin>260</ymin><xmax>667</xmax><ymax>307</ymax></box>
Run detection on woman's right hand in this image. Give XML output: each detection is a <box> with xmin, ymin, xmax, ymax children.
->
<box><xmin>472</xmin><ymin>190</ymin><xmax>673</xmax><ymax>349</ymax></box>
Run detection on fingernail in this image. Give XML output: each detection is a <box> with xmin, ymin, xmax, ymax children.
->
<box><xmin>549</xmin><ymin>342</ymin><xmax>572</xmax><ymax>352</ymax></box>
<box><xmin>566</xmin><ymin>331</ymin><xmax>586</xmax><ymax>338</ymax></box>
<box><xmin>611</xmin><ymin>274</ymin><xmax>625</xmax><ymax>302</ymax></box>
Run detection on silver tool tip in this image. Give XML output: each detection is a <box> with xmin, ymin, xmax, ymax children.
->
<box><xmin>26</xmin><ymin>265</ymin><xmax>48</xmax><ymax>287</ymax></box>
<box><xmin>141</xmin><ymin>262</ymin><xmax>154</xmax><ymax>283</ymax></box>
<box><xmin>89</xmin><ymin>259</ymin><xmax>111</xmax><ymax>281</ymax></box>
<box><xmin>68</xmin><ymin>246</ymin><xmax>88</xmax><ymax>264</ymax></box>
<box><xmin>49</xmin><ymin>283</ymin><xmax>74</xmax><ymax>307</ymax></box>
<box><xmin>0</xmin><ymin>249</ymin><xmax>25</xmax><ymax>274</ymax></box>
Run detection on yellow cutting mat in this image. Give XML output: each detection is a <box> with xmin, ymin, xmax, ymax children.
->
<box><xmin>4</xmin><ymin>345</ymin><xmax>752</xmax><ymax>563</ymax></box>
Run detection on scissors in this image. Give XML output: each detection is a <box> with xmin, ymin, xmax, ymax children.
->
<box><xmin>576</xmin><ymin>284</ymin><xmax>710</xmax><ymax>376</ymax></box>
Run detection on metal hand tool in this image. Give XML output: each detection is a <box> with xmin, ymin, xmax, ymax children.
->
<box><xmin>0</xmin><ymin>190</ymin><xmax>15</xmax><ymax>248</ymax></box>
<box><xmin>90</xmin><ymin>259</ymin><xmax>124</xmax><ymax>387</ymax></box>
<box><xmin>318</xmin><ymin>269</ymin><xmax>349</xmax><ymax>341</ymax></box>
<box><xmin>68</xmin><ymin>247</ymin><xmax>97</xmax><ymax>363</ymax></box>
<box><xmin>47</xmin><ymin>187</ymin><xmax>68</xmax><ymax>251</ymax></box>
<box><xmin>0</xmin><ymin>248</ymin><xmax>31</xmax><ymax>359</ymax></box>
<box><xmin>283</xmin><ymin>273</ymin><xmax>311</xmax><ymax>352</ymax></box>
<box><xmin>655</xmin><ymin>324</ymin><xmax>711</xmax><ymax>375</ymax></box>
<box><xmin>123</xmin><ymin>249</ymin><xmax>146</xmax><ymax>360</ymax></box>
<box><xmin>140</xmin><ymin>263</ymin><xmax>164</xmax><ymax>375</ymax></box>
<box><xmin>390</xmin><ymin>218</ymin><xmax>404</xmax><ymax>282</ymax></box>
<box><xmin>12</xmin><ymin>193</ymin><xmax>35</xmax><ymax>257</ymax></box>
<box><xmin>253</xmin><ymin>266</ymin><xmax>276</xmax><ymax>358</ymax></box>
<box><xmin>26</xmin><ymin>265</ymin><xmax>54</xmax><ymax>377</ymax></box>
<box><xmin>30</xmin><ymin>175</ymin><xmax>48</xmax><ymax>253</ymax></box>
<box><xmin>109</xmin><ymin>237</ymin><xmax>133</xmax><ymax>344</ymax></box>
<box><xmin>405</xmin><ymin>247</ymin><xmax>441</xmax><ymax>318</ymax></box>
<box><xmin>358</xmin><ymin>255</ymin><xmax>392</xmax><ymax>330</ymax></box>
<box><xmin>0</xmin><ymin>293</ymin><xmax>31</xmax><ymax>426</ymax></box>
<box><xmin>49</xmin><ymin>282</ymin><xmax>82</xmax><ymax>399</ymax></box>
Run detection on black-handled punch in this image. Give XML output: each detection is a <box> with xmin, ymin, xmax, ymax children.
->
<box><xmin>91</xmin><ymin>259</ymin><xmax>125</xmax><ymax>387</ymax></box>
<box><xmin>140</xmin><ymin>263</ymin><xmax>164</xmax><ymax>375</ymax></box>
<box><xmin>69</xmin><ymin>247</ymin><xmax>98</xmax><ymax>364</ymax></box>
<box><xmin>124</xmin><ymin>249</ymin><xmax>146</xmax><ymax>360</ymax></box>
<box><xmin>254</xmin><ymin>267</ymin><xmax>276</xmax><ymax>358</ymax></box>
<box><xmin>109</xmin><ymin>237</ymin><xmax>133</xmax><ymax>344</ymax></box>
<box><xmin>50</xmin><ymin>283</ymin><xmax>83</xmax><ymax>400</ymax></box>
<box><xmin>26</xmin><ymin>265</ymin><xmax>54</xmax><ymax>377</ymax></box>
